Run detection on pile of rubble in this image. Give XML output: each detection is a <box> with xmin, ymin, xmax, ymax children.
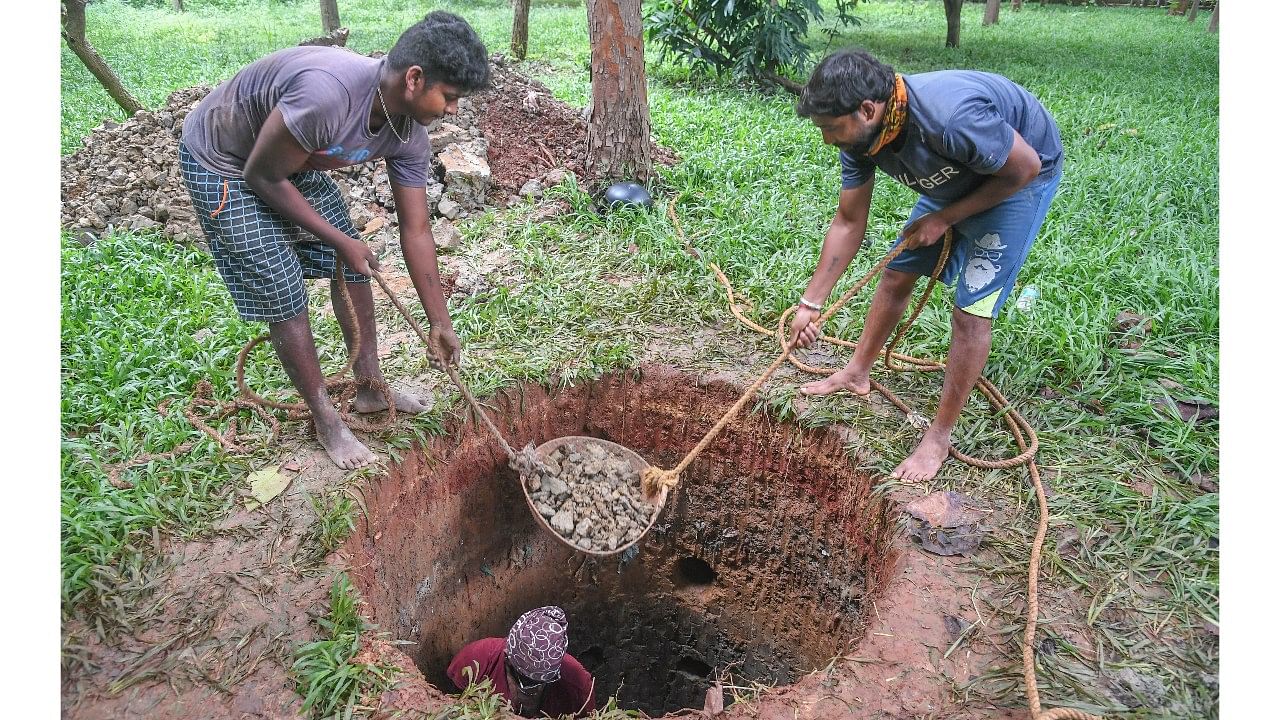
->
<box><xmin>60</xmin><ymin>55</ymin><xmax>595</xmax><ymax>246</ymax></box>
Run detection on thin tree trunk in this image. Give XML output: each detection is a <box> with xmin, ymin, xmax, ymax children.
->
<box><xmin>944</xmin><ymin>0</ymin><xmax>964</xmax><ymax>48</ymax></box>
<box><xmin>762</xmin><ymin>70</ymin><xmax>804</xmax><ymax>95</ymax></box>
<box><xmin>984</xmin><ymin>0</ymin><xmax>1000</xmax><ymax>25</ymax></box>
<box><xmin>320</xmin><ymin>0</ymin><xmax>341</xmax><ymax>35</ymax></box>
<box><xmin>1187</xmin><ymin>0</ymin><xmax>1201</xmax><ymax>22</ymax></box>
<box><xmin>61</xmin><ymin>0</ymin><xmax>144</xmax><ymax>117</ymax></box>
<box><xmin>1206</xmin><ymin>2</ymin><xmax>1218</xmax><ymax>32</ymax></box>
<box><xmin>511</xmin><ymin>0</ymin><xmax>531</xmax><ymax>60</ymax></box>
<box><xmin>171</xmin><ymin>0</ymin><xmax>184</xmax><ymax>11</ymax></box>
<box><xmin>585</xmin><ymin>0</ymin><xmax>654</xmax><ymax>182</ymax></box>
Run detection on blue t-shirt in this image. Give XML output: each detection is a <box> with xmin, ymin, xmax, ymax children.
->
<box><xmin>840</xmin><ymin>71</ymin><xmax>1062</xmax><ymax>202</ymax></box>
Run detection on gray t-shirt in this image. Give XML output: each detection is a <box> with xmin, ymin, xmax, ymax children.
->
<box><xmin>840</xmin><ymin>70</ymin><xmax>1062</xmax><ymax>202</ymax></box>
<box><xmin>182</xmin><ymin>46</ymin><xmax>431</xmax><ymax>187</ymax></box>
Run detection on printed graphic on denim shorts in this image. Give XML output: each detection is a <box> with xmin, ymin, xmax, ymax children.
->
<box><xmin>964</xmin><ymin>232</ymin><xmax>1006</xmax><ymax>292</ymax></box>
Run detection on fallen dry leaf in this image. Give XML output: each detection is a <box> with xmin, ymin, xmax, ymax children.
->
<box><xmin>1168</xmin><ymin>397</ymin><xmax>1218</xmax><ymax>424</ymax></box>
<box><xmin>245</xmin><ymin>466</ymin><xmax>292</xmax><ymax>511</ymax></box>
<box><xmin>702</xmin><ymin>681</ymin><xmax>725</xmax><ymax>716</ymax></box>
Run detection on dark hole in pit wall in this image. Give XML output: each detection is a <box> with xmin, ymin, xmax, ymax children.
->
<box><xmin>674</xmin><ymin>556</ymin><xmax>717</xmax><ymax>587</ymax></box>
<box><xmin>344</xmin><ymin>367</ymin><xmax>896</xmax><ymax>718</ymax></box>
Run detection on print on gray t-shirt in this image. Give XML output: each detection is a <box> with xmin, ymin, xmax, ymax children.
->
<box><xmin>182</xmin><ymin>46</ymin><xmax>432</xmax><ymax>187</ymax></box>
<box><xmin>839</xmin><ymin>70</ymin><xmax>1062</xmax><ymax>203</ymax></box>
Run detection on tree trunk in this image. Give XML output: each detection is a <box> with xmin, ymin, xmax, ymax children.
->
<box><xmin>1187</xmin><ymin>0</ymin><xmax>1201</xmax><ymax>22</ymax></box>
<box><xmin>944</xmin><ymin>0</ymin><xmax>964</xmax><ymax>48</ymax></box>
<box><xmin>320</xmin><ymin>0</ymin><xmax>341</xmax><ymax>35</ymax></box>
<box><xmin>1206</xmin><ymin>2</ymin><xmax>1218</xmax><ymax>32</ymax></box>
<box><xmin>61</xmin><ymin>0</ymin><xmax>144</xmax><ymax>117</ymax></box>
<box><xmin>1012</xmin><ymin>0</ymin><xmax>1023</xmax><ymax>11</ymax></box>
<box><xmin>585</xmin><ymin>0</ymin><xmax>654</xmax><ymax>182</ymax></box>
<box><xmin>511</xmin><ymin>0</ymin><xmax>531</xmax><ymax>60</ymax></box>
<box><xmin>984</xmin><ymin>0</ymin><xmax>1000</xmax><ymax>25</ymax></box>
<box><xmin>172</xmin><ymin>0</ymin><xmax>184</xmax><ymax>11</ymax></box>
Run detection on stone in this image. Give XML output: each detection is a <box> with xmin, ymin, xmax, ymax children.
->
<box><xmin>542</xmin><ymin>168</ymin><xmax>574</xmax><ymax>187</ymax></box>
<box><xmin>438</xmin><ymin>139</ymin><xmax>491</xmax><ymax>209</ymax></box>
<box><xmin>432</xmin><ymin>218</ymin><xmax>464</xmax><ymax>251</ymax></box>
<box><xmin>542</xmin><ymin>475</ymin><xmax>569</xmax><ymax>497</ymax></box>
<box><xmin>429</xmin><ymin>122</ymin><xmax>468</xmax><ymax>148</ymax></box>
<box><xmin>425</xmin><ymin>183</ymin><xmax>444</xmax><ymax>204</ymax></box>
<box><xmin>519</xmin><ymin>179</ymin><xmax>544</xmax><ymax>198</ymax></box>
<box><xmin>349</xmin><ymin>202</ymin><xmax>375</xmax><ymax>230</ymax></box>
<box><xmin>129</xmin><ymin>217</ymin><xmax>161</xmax><ymax>231</ymax></box>
<box><xmin>574</xmin><ymin>518</ymin><xmax>593</xmax><ymax>537</ymax></box>
<box><xmin>437</xmin><ymin>197</ymin><xmax>460</xmax><ymax>219</ymax></box>
<box><xmin>550</xmin><ymin>510</ymin><xmax>574</xmax><ymax>535</ymax></box>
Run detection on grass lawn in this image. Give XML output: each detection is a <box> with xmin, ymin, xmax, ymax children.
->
<box><xmin>62</xmin><ymin>0</ymin><xmax>1218</xmax><ymax>717</ymax></box>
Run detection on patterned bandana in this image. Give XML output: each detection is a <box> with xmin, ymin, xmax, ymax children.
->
<box><xmin>505</xmin><ymin>606</ymin><xmax>569</xmax><ymax>683</ymax></box>
<box><xmin>865</xmin><ymin>73</ymin><xmax>909</xmax><ymax>157</ymax></box>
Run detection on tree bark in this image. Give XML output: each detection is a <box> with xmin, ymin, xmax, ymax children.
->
<box><xmin>320</xmin><ymin>0</ymin><xmax>341</xmax><ymax>35</ymax></box>
<box><xmin>984</xmin><ymin>0</ymin><xmax>1000</xmax><ymax>25</ymax></box>
<box><xmin>1206</xmin><ymin>2</ymin><xmax>1218</xmax><ymax>32</ymax></box>
<box><xmin>944</xmin><ymin>0</ymin><xmax>964</xmax><ymax>48</ymax></box>
<box><xmin>1187</xmin><ymin>0</ymin><xmax>1201</xmax><ymax>22</ymax></box>
<box><xmin>762</xmin><ymin>70</ymin><xmax>804</xmax><ymax>95</ymax></box>
<box><xmin>61</xmin><ymin>0</ymin><xmax>144</xmax><ymax>117</ymax></box>
<box><xmin>585</xmin><ymin>0</ymin><xmax>654</xmax><ymax>182</ymax></box>
<box><xmin>172</xmin><ymin>0</ymin><xmax>184</xmax><ymax>11</ymax></box>
<box><xmin>511</xmin><ymin>0</ymin><xmax>531</xmax><ymax>60</ymax></box>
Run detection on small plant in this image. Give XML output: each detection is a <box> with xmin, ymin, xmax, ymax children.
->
<box><xmin>311</xmin><ymin>490</ymin><xmax>359</xmax><ymax>554</ymax></box>
<box><xmin>291</xmin><ymin>575</ymin><xmax>396</xmax><ymax>719</ymax></box>
<box><xmin>432</xmin><ymin>665</ymin><xmax>505</xmax><ymax>719</ymax></box>
<box><xmin>645</xmin><ymin>0</ymin><xmax>861</xmax><ymax>92</ymax></box>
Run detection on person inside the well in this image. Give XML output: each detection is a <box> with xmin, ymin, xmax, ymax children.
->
<box><xmin>447</xmin><ymin>606</ymin><xmax>597</xmax><ymax>718</ymax></box>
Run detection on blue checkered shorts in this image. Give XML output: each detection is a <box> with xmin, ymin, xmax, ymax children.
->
<box><xmin>179</xmin><ymin>142</ymin><xmax>368</xmax><ymax>323</ymax></box>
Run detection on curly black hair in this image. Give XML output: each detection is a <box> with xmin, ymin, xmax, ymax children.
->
<box><xmin>388</xmin><ymin>11</ymin><xmax>489</xmax><ymax>93</ymax></box>
<box><xmin>796</xmin><ymin>49</ymin><xmax>896</xmax><ymax>118</ymax></box>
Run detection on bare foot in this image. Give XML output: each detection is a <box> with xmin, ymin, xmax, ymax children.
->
<box><xmin>800</xmin><ymin>366</ymin><xmax>871</xmax><ymax>397</ymax></box>
<box><xmin>354</xmin><ymin>387</ymin><xmax>433</xmax><ymax>414</ymax></box>
<box><xmin>891</xmin><ymin>428</ymin><xmax>951</xmax><ymax>482</ymax></box>
<box><xmin>315</xmin><ymin>415</ymin><xmax>377</xmax><ymax>470</ymax></box>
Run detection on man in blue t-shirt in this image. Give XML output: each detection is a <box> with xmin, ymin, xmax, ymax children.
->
<box><xmin>788</xmin><ymin>49</ymin><xmax>1063</xmax><ymax>482</ymax></box>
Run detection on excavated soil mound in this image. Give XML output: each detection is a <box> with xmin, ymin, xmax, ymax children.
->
<box><xmin>60</xmin><ymin>55</ymin><xmax>674</xmax><ymax>244</ymax></box>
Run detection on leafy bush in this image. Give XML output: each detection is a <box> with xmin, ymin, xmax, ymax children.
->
<box><xmin>645</xmin><ymin>0</ymin><xmax>860</xmax><ymax>90</ymax></box>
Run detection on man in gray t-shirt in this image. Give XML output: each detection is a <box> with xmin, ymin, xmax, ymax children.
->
<box><xmin>178</xmin><ymin>12</ymin><xmax>489</xmax><ymax>470</ymax></box>
<box><xmin>787</xmin><ymin>49</ymin><xmax>1063</xmax><ymax>482</ymax></box>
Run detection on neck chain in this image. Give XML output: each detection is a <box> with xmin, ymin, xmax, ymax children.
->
<box><xmin>376</xmin><ymin>84</ymin><xmax>410</xmax><ymax>144</ymax></box>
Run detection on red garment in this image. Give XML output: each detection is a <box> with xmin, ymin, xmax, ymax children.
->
<box><xmin>447</xmin><ymin>637</ymin><xmax>597</xmax><ymax>718</ymax></box>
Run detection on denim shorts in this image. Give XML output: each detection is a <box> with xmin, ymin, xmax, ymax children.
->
<box><xmin>886</xmin><ymin>170</ymin><xmax>1062</xmax><ymax>319</ymax></box>
<box><xmin>179</xmin><ymin>142</ymin><xmax>367</xmax><ymax>323</ymax></box>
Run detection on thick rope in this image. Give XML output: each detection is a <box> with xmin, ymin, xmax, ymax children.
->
<box><xmin>104</xmin><ymin>263</ymin><xmax>397</xmax><ymax>488</ymax></box>
<box><xmin>661</xmin><ymin>199</ymin><xmax>1101</xmax><ymax>720</ymax></box>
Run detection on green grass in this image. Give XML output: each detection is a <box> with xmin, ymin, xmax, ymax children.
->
<box><xmin>291</xmin><ymin>574</ymin><xmax>397</xmax><ymax>719</ymax></box>
<box><xmin>62</xmin><ymin>1</ymin><xmax>1218</xmax><ymax>717</ymax></box>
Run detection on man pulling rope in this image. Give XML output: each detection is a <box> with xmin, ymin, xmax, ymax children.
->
<box><xmin>790</xmin><ymin>49</ymin><xmax>1064</xmax><ymax>482</ymax></box>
